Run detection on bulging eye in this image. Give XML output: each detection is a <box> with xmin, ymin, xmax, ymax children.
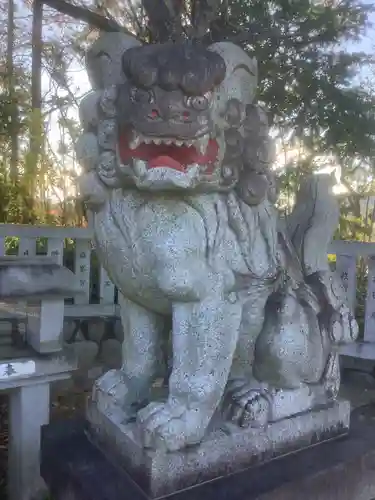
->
<box><xmin>130</xmin><ymin>87</ymin><xmax>154</xmax><ymax>104</ymax></box>
<box><xmin>186</xmin><ymin>92</ymin><xmax>212</xmax><ymax>111</ymax></box>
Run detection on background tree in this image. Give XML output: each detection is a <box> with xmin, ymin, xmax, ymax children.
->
<box><xmin>1</xmin><ymin>0</ymin><xmax>375</xmax><ymax>234</ymax></box>
<box><xmin>0</xmin><ymin>0</ymin><xmax>89</xmax><ymax>225</ymax></box>
<box><xmin>29</xmin><ymin>0</ymin><xmax>374</xmax><ymax>335</ymax></box>
<box><xmin>40</xmin><ymin>0</ymin><xmax>375</xmax><ymax>202</ymax></box>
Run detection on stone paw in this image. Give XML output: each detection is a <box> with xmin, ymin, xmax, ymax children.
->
<box><xmin>137</xmin><ymin>401</ymin><xmax>207</xmax><ymax>452</ymax></box>
<box><xmin>224</xmin><ymin>382</ymin><xmax>270</xmax><ymax>428</ymax></box>
<box><xmin>92</xmin><ymin>369</ymin><xmax>136</xmax><ymax>416</ymax></box>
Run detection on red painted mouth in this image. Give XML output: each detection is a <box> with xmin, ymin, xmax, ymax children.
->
<box><xmin>118</xmin><ymin>130</ymin><xmax>218</xmax><ymax>173</ymax></box>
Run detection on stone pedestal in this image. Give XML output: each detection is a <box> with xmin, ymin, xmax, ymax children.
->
<box><xmin>40</xmin><ymin>403</ymin><xmax>375</xmax><ymax>500</ymax></box>
<box><xmin>86</xmin><ymin>398</ymin><xmax>350</xmax><ymax>498</ymax></box>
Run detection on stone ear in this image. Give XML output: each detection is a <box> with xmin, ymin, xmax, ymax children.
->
<box><xmin>85</xmin><ymin>32</ymin><xmax>142</xmax><ymax>90</ymax></box>
<box><xmin>208</xmin><ymin>42</ymin><xmax>258</xmax><ymax>113</ymax></box>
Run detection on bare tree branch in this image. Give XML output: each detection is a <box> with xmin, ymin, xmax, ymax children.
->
<box><xmin>191</xmin><ymin>0</ymin><xmax>221</xmax><ymax>39</ymax></box>
<box><xmin>42</xmin><ymin>0</ymin><xmax>127</xmax><ymax>33</ymax></box>
<box><xmin>125</xmin><ymin>0</ymin><xmax>145</xmax><ymax>38</ymax></box>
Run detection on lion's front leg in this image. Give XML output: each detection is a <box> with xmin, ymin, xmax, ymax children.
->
<box><xmin>93</xmin><ymin>294</ymin><xmax>165</xmax><ymax>418</ymax></box>
<box><xmin>137</xmin><ymin>295</ymin><xmax>242</xmax><ymax>451</ymax></box>
<box><xmin>222</xmin><ymin>280</ymin><xmax>274</xmax><ymax>428</ymax></box>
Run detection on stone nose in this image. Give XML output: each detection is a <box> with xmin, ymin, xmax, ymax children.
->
<box><xmin>156</xmin><ymin>105</ymin><xmax>192</xmax><ymax>122</ymax></box>
<box><xmin>153</xmin><ymin>94</ymin><xmax>188</xmax><ymax>121</ymax></box>
<box><xmin>148</xmin><ymin>108</ymin><xmax>161</xmax><ymax>120</ymax></box>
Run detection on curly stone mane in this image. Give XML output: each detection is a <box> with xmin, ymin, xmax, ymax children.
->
<box><xmin>220</xmin><ymin>103</ymin><xmax>277</xmax><ymax>204</ymax></box>
<box><xmin>122</xmin><ymin>43</ymin><xmax>227</xmax><ymax>95</ymax></box>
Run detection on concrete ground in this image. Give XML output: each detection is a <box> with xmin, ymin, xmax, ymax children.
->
<box><xmin>340</xmin><ymin>356</ymin><xmax>375</xmax><ymax>408</ymax></box>
<box><xmin>340</xmin><ymin>379</ymin><xmax>375</xmax><ymax>408</ymax></box>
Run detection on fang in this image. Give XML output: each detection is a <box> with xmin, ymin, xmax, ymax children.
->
<box><xmin>196</xmin><ymin>136</ymin><xmax>209</xmax><ymax>155</ymax></box>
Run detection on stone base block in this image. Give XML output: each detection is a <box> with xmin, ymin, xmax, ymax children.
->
<box><xmin>40</xmin><ymin>404</ymin><xmax>375</xmax><ymax>500</ymax></box>
<box><xmin>86</xmin><ymin>398</ymin><xmax>350</xmax><ymax>498</ymax></box>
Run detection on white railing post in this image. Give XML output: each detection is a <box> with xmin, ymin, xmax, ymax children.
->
<box><xmin>74</xmin><ymin>239</ymin><xmax>92</xmax><ymax>305</ymax></box>
<box><xmin>99</xmin><ymin>267</ymin><xmax>115</xmax><ymax>304</ymax></box>
<box><xmin>0</xmin><ymin>237</ymin><xmax>5</xmax><ymax>257</ymax></box>
<box><xmin>335</xmin><ymin>253</ymin><xmax>357</xmax><ymax>310</ymax></box>
<box><xmin>48</xmin><ymin>237</ymin><xmax>64</xmax><ymax>265</ymax></box>
<box><xmin>19</xmin><ymin>237</ymin><xmax>36</xmax><ymax>258</ymax></box>
<box><xmin>17</xmin><ymin>238</ymin><xmax>37</xmax><ymax>329</ymax></box>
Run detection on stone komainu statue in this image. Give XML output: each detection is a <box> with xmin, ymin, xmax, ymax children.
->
<box><xmin>76</xmin><ymin>32</ymin><xmax>358</xmax><ymax>452</ymax></box>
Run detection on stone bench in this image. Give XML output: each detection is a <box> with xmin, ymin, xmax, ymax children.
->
<box><xmin>0</xmin><ymin>256</ymin><xmax>80</xmax><ymax>500</ymax></box>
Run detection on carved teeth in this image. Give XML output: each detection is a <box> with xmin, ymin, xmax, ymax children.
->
<box><xmin>195</xmin><ymin>135</ymin><xmax>209</xmax><ymax>155</ymax></box>
<box><xmin>129</xmin><ymin>131</ymin><xmax>142</xmax><ymax>150</ymax></box>
<box><xmin>131</xmin><ymin>135</ymin><xmax>210</xmax><ymax>152</ymax></box>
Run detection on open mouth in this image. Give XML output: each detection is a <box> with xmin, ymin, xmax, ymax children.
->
<box><xmin>118</xmin><ymin>129</ymin><xmax>218</xmax><ymax>173</ymax></box>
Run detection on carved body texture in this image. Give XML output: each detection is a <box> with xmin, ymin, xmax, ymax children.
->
<box><xmin>77</xmin><ymin>34</ymin><xmax>358</xmax><ymax>452</ymax></box>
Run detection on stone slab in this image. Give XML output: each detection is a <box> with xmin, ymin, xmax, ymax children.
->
<box><xmin>0</xmin><ymin>351</ymin><xmax>77</xmax><ymax>390</ymax></box>
<box><xmin>40</xmin><ymin>404</ymin><xmax>375</xmax><ymax>500</ymax></box>
<box><xmin>340</xmin><ymin>341</ymin><xmax>375</xmax><ymax>360</ymax></box>
<box><xmin>0</xmin><ymin>256</ymin><xmax>82</xmax><ymax>298</ymax></box>
<box><xmin>86</xmin><ymin>398</ymin><xmax>350</xmax><ymax>498</ymax></box>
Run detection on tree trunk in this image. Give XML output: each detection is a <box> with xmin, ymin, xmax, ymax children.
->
<box><xmin>142</xmin><ymin>0</ymin><xmax>183</xmax><ymax>41</ymax></box>
<box><xmin>7</xmin><ymin>0</ymin><xmax>18</xmax><ymax>182</ymax></box>
<box><xmin>25</xmin><ymin>0</ymin><xmax>43</xmax><ymax>223</ymax></box>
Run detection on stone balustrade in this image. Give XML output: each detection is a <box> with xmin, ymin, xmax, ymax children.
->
<box><xmin>0</xmin><ymin>226</ymin><xmax>374</xmax><ymax>364</ymax></box>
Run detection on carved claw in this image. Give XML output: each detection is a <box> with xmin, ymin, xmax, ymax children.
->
<box><xmin>91</xmin><ymin>369</ymin><xmax>152</xmax><ymax>423</ymax></box>
<box><xmin>137</xmin><ymin>401</ymin><xmax>208</xmax><ymax>452</ymax></box>
<box><xmin>321</xmin><ymin>352</ymin><xmax>340</xmax><ymax>399</ymax></box>
<box><xmin>223</xmin><ymin>382</ymin><xmax>270</xmax><ymax>428</ymax></box>
<box><xmin>92</xmin><ymin>369</ymin><xmax>134</xmax><ymax>414</ymax></box>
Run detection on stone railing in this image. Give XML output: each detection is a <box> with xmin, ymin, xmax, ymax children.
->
<box><xmin>331</xmin><ymin>239</ymin><xmax>375</xmax><ymax>360</ymax></box>
<box><xmin>0</xmin><ymin>224</ymin><xmax>122</xmax><ymax>374</ymax></box>
<box><xmin>0</xmin><ymin>225</ymin><xmax>374</xmax><ymax>363</ymax></box>
<box><xmin>0</xmin><ymin>224</ymin><xmax>117</xmax><ymax>314</ymax></box>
